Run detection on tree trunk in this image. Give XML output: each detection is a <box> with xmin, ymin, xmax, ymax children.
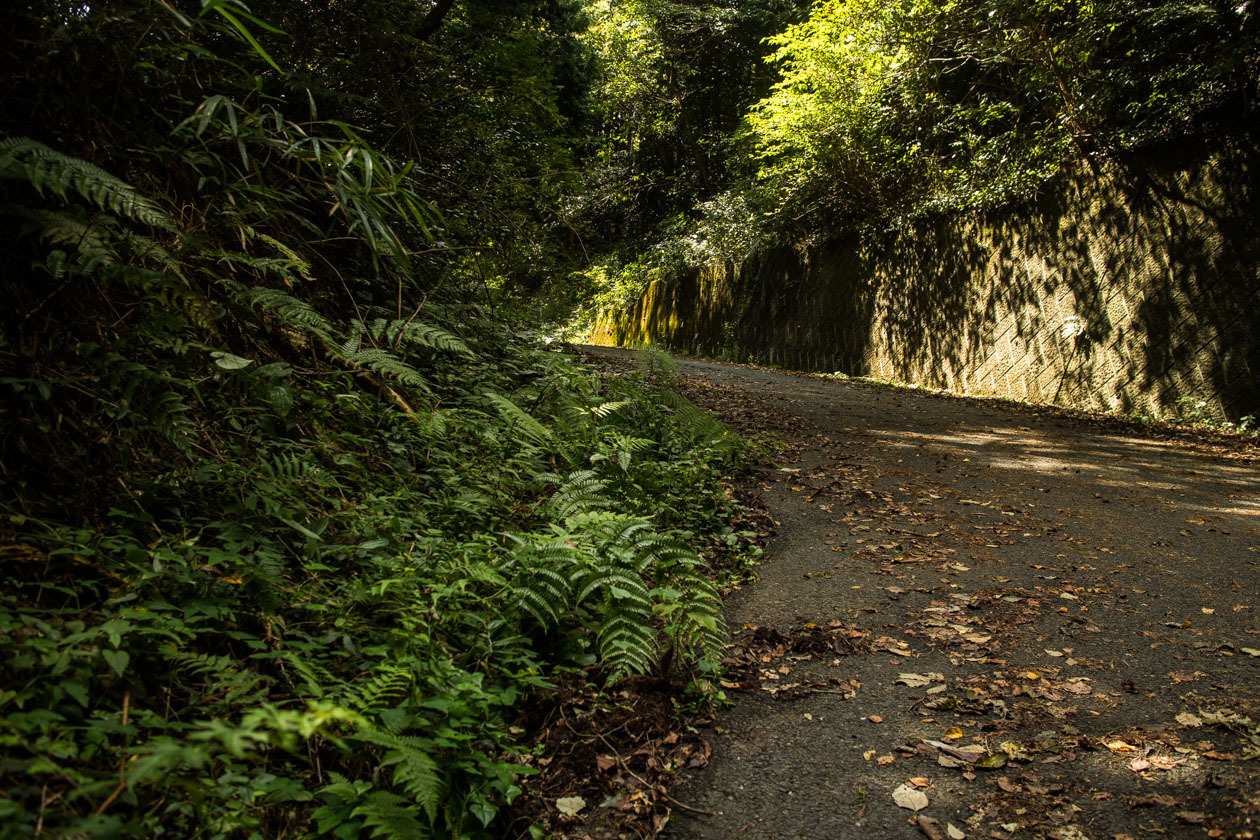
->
<box><xmin>418</xmin><ymin>0</ymin><xmax>457</xmax><ymax>42</ymax></box>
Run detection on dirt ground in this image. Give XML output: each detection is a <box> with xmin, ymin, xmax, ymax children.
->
<box><xmin>581</xmin><ymin>346</ymin><xmax>1260</xmax><ymax>840</ymax></box>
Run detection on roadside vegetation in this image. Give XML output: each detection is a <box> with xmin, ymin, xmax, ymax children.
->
<box><xmin>0</xmin><ymin>3</ymin><xmax>757</xmax><ymax>837</ymax></box>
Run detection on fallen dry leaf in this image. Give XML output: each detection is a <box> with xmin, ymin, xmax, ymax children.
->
<box><xmin>1148</xmin><ymin>755</ymin><xmax>1185</xmax><ymax>770</ymax></box>
<box><xmin>877</xmin><ymin>754</ymin><xmax>896</xmax><ymax>766</ymax></box>
<box><xmin>893</xmin><ymin>784</ymin><xmax>930</xmax><ymax>811</ymax></box>
<box><xmin>1106</xmin><ymin>740</ymin><xmax>1140</xmax><ymax>752</ymax></box>
<box><xmin>556</xmin><ymin>796</ymin><xmax>586</xmax><ymax>816</ymax></box>
<box><xmin>868</xmin><ymin>714</ymin><xmax>884</xmax><ymax>723</ymax></box>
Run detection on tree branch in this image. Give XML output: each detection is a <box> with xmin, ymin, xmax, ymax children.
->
<box><xmin>418</xmin><ymin>0</ymin><xmax>457</xmax><ymax>42</ymax></box>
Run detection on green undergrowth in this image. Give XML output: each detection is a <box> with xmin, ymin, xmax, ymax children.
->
<box><xmin>4</xmin><ymin>342</ymin><xmax>747</xmax><ymax>839</ymax></box>
<box><xmin>2</xmin><ymin>295</ymin><xmax>751</xmax><ymax>839</ymax></box>
<box><xmin>0</xmin><ymin>6</ymin><xmax>755</xmax><ymax>837</ymax></box>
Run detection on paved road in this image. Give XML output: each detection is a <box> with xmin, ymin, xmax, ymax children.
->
<box><xmin>585</xmin><ymin>347</ymin><xmax>1260</xmax><ymax>840</ymax></box>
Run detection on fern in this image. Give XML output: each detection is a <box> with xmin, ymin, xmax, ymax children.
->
<box><xmin>347</xmin><ymin>348</ymin><xmax>433</xmax><ymax>392</ymax></box>
<box><xmin>262</xmin><ymin>451</ymin><xmax>335</xmax><ymax>488</ymax></box>
<box><xmin>395</xmin><ymin>321</ymin><xmax>472</xmax><ymax>357</ymax></box>
<box><xmin>355</xmin><ymin>790</ymin><xmax>430</xmax><ymax>840</ymax></box>
<box><xmin>243</xmin><ymin>286</ymin><xmax>335</xmax><ymax>341</ymax></box>
<box><xmin>342</xmin><ymin>321</ymin><xmax>365</xmax><ymax>355</ymax></box>
<box><xmin>163</xmin><ymin>648</ymin><xmax>270</xmax><ymax>708</ymax></box>
<box><xmin>20</xmin><ymin>208</ymin><xmax>118</xmax><ymax>266</ymax></box>
<box><xmin>101</xmin><ymin>357</ymin><xmax>194</xmax><ymax>447</ymax></box>
<box><xmin>596</xmin><ymin>612</ymin><xmax>657</xmax><ymax>678</ymax></box>
<box><xmin>483</xmin><ymin>392</ymin><xmax>552</xmax><ymax>445</ymax></box>
<box><xmin>252</xmin><ymin>231</ymin><xmax>317</xmax><ymax>284</ymax></box>
<box><xmin>271</xmin><ymin>649</ymin><xmax>336</xmax><ymax>698</ymax></box>
<box><xmin>545</xmin><ymin>469</ymin><xmax>606</xmax><ymax>518</ymax></box>
<box><xmin>351</xmin><ymin>728</ymin><xmax>445</xmax><ymax>824</ymax></box>
<box><xmin>340</xmin><ymin>665</ymin><xmax>414</xmax><ymax>715</ymax></box>
<box><xmin>576</xmin><ymin>568</ymin><xmax>651</xmax><ymax>610</ymax></box>
<box><xmin>657</xmin><ymin>388</ymin><xmax>739</xmax><ymax>453</ymax></box>
<box><xmin>362</xmin><ymin>317</ymin><xmax>473</xmax><ymax>358</ymax></box>
<box><xmin>637</xmin><ymin>345</ymin><xmax>680</xmax><ymax>383</ymax></box>
<box><xmin>0</xmin><ymin>137</ymin><xmax>175</xmax><ymax>230</ymax></box>
<box><xmin>589</xmin><ymin>399</ymin><xmax>630</xmax><ymax>419</ymax></box>
<box><xmin>506</xmin><ymin>504</ymin><xmax>727</xmax><ymax>680</ymax></box>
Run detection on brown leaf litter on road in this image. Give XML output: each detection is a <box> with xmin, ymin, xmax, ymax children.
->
<box><xmin>575</xmin><ymin>346</ymin><xmax>1260</xmax><ymax>840</ymax></box>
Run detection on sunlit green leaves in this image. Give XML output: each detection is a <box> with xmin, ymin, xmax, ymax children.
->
<box><xmin>736</xmin><ymin>0</ymin><xmax>1256</xmax><ymax>228</ymax></box>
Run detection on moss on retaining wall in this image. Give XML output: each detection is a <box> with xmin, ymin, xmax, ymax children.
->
<box><xmin>592</xmin><ymin>142</ymin><xmax>1260</xmax><ymax>421</ymax></box>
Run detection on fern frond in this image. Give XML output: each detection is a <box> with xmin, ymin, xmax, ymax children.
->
<box><xmin>461</xmin><ymin>561</ymin><xmax>505</xmax><ymax>587</ymax></box>
<box><xmin>593</xmin><ymin>516</ymin><xmax>653</xmax><ymax>552</ymax></box>
<box><xmin>252</xmin><ymin>231</ymin><xmax>317</xmax><ymax>284</ymax></box>
<box><xmin>0</xmin><ymin>137</ymin><xmax>175</xmax><ymax>230</ymax></box>
<box><xmin>398</xmin><ymin>321</ymin><xmax>472</xmax><ymax>357</ymax></box>
<box><xmin>577</xmin><ymin>569</ymin><xmax>651</xmax><ymax>610</ymax></box>
<box><xmin>510</xmin><ymin>566</ymin><xmax>572</xmax><ymax>628</ymax></box>
<box><xmin>342</xmin><ymin>321</ymin><xmax>365</xmax><ymax>355</ymax></box>
<box><xmin>548</xmin><ymin>470</ymin><xmax>606</xmax><ymax>518</ymax></box>
<box><xmin>262</xmin><ymin>451</ymin><xmax>331</xmax><ymax>486</ymax></box>
<box><xmin>245</xmin><ymin>286</ymin><xmax>334</xmax><ymax>340</ymax></box>
<box><xmin>658</xmin><ymin>389</ymin><xmax>739</xmax><ymax>451</ymax></box>
<box><xmin>366</xmin><ymin>318</ymin><xmax>472</xmax><ymax>358</ymax></box>
<box><xmin>164</xmin><ymin>648</ymin><xmax>270</xmax><ymax>707</ymax></box>
<box><xmin>528</xmin><ymin>542</ymin><xmax>578</xmax><ymax>565</ymax></box>
<box><xmin>354</xmin><ymin>790</ymin><xmax>430</xmax><ymax>840</ymax></box>
<box><xmin>483</xmin><ymin>392</ymin><xmax>551</xmax><ymax>445</ymax></box>
<box><xmin>513</xmin><ymin>586</ymin><xmax>560</xmax><ymax>627</ymax></box>
<box><xmin>589</xmin><ymin>399</ymin><xmax>630</xmax><ymax>419</ymax></box>
<box><xmin>341</xmin><ymin>665</ymin><xmax>413</xmax><ymax>715</ymax></box>
<box><xmin>271</xmin><ymin>649</ymin><xmax>335</xmax><ymax>697</ymax></box>
<box><xmin>597</xmin><ymin>612</ymin><xmax>657</xmax><ymax>678</ymax></box>
<box><xmin>348</xmin><ymin>348</ymin><xmax>432</xmax><ymax>392</ymax></box>
<box><xmin>21</xmin><ymin>209</ymin><xmax>118</xmax><ymax>268</ymax></box>
<box><xmin>351</xmin><ymin>728</ymin><xmax>444</xmax><ymax>824</ymax></box>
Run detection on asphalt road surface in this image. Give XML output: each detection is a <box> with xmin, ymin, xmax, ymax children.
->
<box><xmin>582</xmin><ymin>346</ymin><xmax>1260</xmax><ymax>840</ymax></box>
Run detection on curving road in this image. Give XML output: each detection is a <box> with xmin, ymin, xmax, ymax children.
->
<box><xmin>583</xmin><ymin>346</ymin><xmax>1260</xmax><ymax>840</ymax></box>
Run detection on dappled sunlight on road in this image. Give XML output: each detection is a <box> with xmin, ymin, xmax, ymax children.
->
<box><xmin>863</xmin><ymin>423</ymin><xmax>1260</xmax><ymax>506</ymax></box>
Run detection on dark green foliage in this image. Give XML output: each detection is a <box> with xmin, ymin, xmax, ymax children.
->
<box><xmin>0</xmin><ymin>2</ymin><xmax>757</xmax><ymax>837</ymax></box>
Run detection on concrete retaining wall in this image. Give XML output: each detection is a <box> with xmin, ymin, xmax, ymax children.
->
<box><xmin>591</xmin><ymin>143</ymin><xmax>1260</xmax><ymax>420</ymax></box>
